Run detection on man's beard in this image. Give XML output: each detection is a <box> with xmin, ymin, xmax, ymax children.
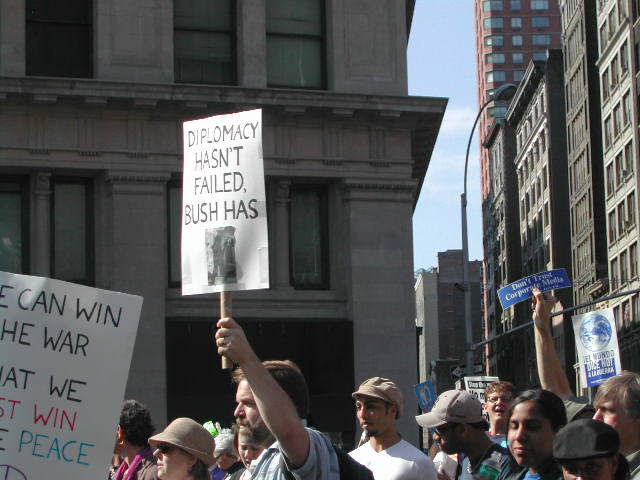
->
<box><xmin>236</xmin><ymin>418</ymin><xmax>275</xmax><ymax>447</ymax></box>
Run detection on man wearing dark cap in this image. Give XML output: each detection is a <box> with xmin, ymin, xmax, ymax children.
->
<box><xmin>553</xmin><ymin>418</ymin><xmax>629</xmax><ymax>480</ymax></box>
<box><xmin>349</xmin><ymin>377</ymin><xmax>436</xmax><ymax>480</ymax></box>
<box><xmin>416</xmin><ymin>390</ymin><xmax>515</xmax><ymax>480</ymax></box>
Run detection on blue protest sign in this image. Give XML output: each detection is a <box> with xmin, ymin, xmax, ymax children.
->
<box><xmin>572</xmin><ymin>308</ymin><xmax>622</xmax><ymax>387</ymax></box>
<box><xmin>415</xmin><ymin>380</ymin><xmax>437</xmax><ymax>412</ymax></box>
<box><xmin>497</xmin><ymin>268</ymin><xmax>572</xmax><ymax>309</ymax></box>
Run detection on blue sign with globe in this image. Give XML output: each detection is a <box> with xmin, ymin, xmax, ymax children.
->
<box><xmin>415</xmin><ymin>380</ymin><xmax>437</xmax><ymax>412</ymax></box>
<box><xmin>575</xmin><ymin>310</ymin><xmax>620</xmax><ymax>387</ymax></box>
<box><xmin>579</xmin><ymin>313</ymin><xmax>612</xmax><ymax>352</ymax></box>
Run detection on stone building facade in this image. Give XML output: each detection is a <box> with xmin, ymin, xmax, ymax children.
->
<box><xmin>0</xmin><ymin>0</ymin><xmax>445</xmax><ymax>445</ymax></box>
<box><xmin>598</xmin><ymin>0</ymin><xmax>640</xmax><ymax>373</ymax></box>
<box><xmin>482</xmin><ymin>120</ymin><xmax>529</xmax><ymax>383</ymax></box>
<box><xmin>505</xmin><ymin>51</ymin><xmax>574</xmax><ymax>383</ymax></box>
<box><xmin>560</xmin><ymin>0</ymin><xmax>608</xmax><ymax>311</ymax></box>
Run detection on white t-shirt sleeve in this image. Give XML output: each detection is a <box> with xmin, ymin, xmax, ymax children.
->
<box><xmin>415</xmin><ymin>453</ymin><xmax>438</xmax><ymax>480</ymax></box>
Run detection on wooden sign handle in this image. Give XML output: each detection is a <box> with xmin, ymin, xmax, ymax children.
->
<box><xmin>220</xmin><ymin>291</ymin><xmax>234</xmax><ymax>370</ymax></box>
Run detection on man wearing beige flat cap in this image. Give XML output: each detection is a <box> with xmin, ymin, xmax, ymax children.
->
<box><xmin>349</xmin><ymin>377</ymin><xmax>437</xmax><ymax>480</ymax></box>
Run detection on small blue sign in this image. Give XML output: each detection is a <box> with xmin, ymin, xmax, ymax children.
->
<box><xmin>497</xmin><ymin>268</ymin><xmax>572</xmax><ymax>309</ymax></box>
<box><xmin>415</xmin><ymin>380</ymin><xmax>437</xmax><ymax>412</ymax></box>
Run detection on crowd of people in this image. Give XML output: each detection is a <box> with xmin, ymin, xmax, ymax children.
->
<box><xmin>108</xmin><ymin>289</ymin><xmax>640</xmax><ymax>480</ymax></box>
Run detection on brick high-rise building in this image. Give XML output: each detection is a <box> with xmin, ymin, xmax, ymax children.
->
<box><xmin>476</xmin><ymin>0</ymin><xmax>563</xmax><ymax>343</ymax></box>
<box><xmin>475</xmin><ymin>0</ymin><xmax>563</xmax><ymax>198</ymax></box>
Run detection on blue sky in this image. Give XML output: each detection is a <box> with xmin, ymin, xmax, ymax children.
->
<box><xmin>408</xmin><ymin>0</ymin><xmax>484</xmax><ymax>270</ymax></box>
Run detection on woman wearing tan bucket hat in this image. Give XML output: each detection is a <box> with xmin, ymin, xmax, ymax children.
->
<box><xmin>149</xmin><ymin>418</ymin><xmax>216</xmax><ymax>480</ymax></box>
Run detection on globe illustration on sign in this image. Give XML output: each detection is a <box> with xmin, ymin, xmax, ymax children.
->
<box><xmin>579</xmin><ymin>313</ymin><xmax>612</xmax><ymax>352</ymax></box>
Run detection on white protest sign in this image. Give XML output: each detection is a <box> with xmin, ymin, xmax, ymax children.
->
<box><xmin>0</xmin><ymin>271</ymin><xmax>142</xmax><ymax>480</ymax></box>
<box><xmin>463</xmin><ymin>376</ymin><xmax>499</xmax><ymax>404</ymax></box>
<box><xmin>572</xmin><ymin>308</ymin><xmax>622</xmax><ymax>387</ymax></box>
<box><xmin>181</xmin><ymin>109</ymin><xmax>269</xmax><ymax>295</ymax></box>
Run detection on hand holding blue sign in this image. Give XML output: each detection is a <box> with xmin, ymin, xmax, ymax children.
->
<box><xmin>532</xmin><ymin>288</ymin><xmax>556</xmax><ymax>328</ymax></box>
<box><xmin>497</xmin><ymin>269</ymin><xmax>571</xmax><ymax>309</ymax></box>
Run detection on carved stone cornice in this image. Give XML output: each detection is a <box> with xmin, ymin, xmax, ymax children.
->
<box><xmin>105</xmin><ymin>171</ymin><xmax>172</xmax><ymax>184</ymax></box>
<box><xmin>0</xmin><ymin>76</ymin><xmax>446</xmax><ymax>125</ymax></box>
<box><xmin>341</xmin><ymin>179</ymin><xmax>417</xmax><ymax>193</ymax></box>
<box><xmin>105</xmin><ymin>171</ymin><xmax>172</xmax><ymax>195</ymax></box>
<box><xmin>341</xmin><ymin>179</ymin><xmax>417</xmax><ymax>203</ymax></box>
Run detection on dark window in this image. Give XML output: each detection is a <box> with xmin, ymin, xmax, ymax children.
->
<box><xmin>166</xmin><ymin>319</ymin><xmax>355</xmax><ymax>443</ymax></box>
<box><xmin>485</xmin><ymin>35</ymin><xmax>504</xmax><ymax>46</ymax></box>
<box><xmin>168</xmin><ymin>181</ymin><xmax>182</xmax><ymax>287</ymax></box>
<box><xmin>0</xmin><ymin>177</ymin><xmax>29</xmax><ymax>273</ymax></box>
<box><xmin>51</xmin><ymin>178</ymin><xmax>93</xmax><ymax>285</ymax></box>
<box><xmin>289</xmin><ymin>186</ymin><xmax>328</xmax><ymax>289</ymax></box>
<box><xmin>487</xmin><ymin>70</ymin><xmax>506</xmax><ymax>82</ymax></box>
<box><xmin>174</xmin><ymin>0</ymin><xmax>236</xmax><ymax>85</ymax></box>
<box><xmin>26</xmin><ymin>0</ymin><xmax>92</xmax><ymax>78</ymax></box>
<box><xmin>484</xmin><ymin>17</ymin><xmax>504</xmax><ymax>29</ymax></box>
<box><xmin>483</xmin><ymin>1</ymin><xmax>504</xmax><ymax>11</ymax></box>
<box><xmin>531</xmin><ymin>0</ymin><xmax>549</xmax><ymax>10</ymax></box>
<box><xmin>532</xmin><ymin>34</ymin><xmax>551</xmax><ymax>45</ymax></box>
<box><xmin>531</xmin><ymin>16</ymin><xmax>550</xmax><ymax>27</ymax></box>
<box><xmin>487</xmin><ymin>53</ymin><xmax>506</xmax><ymax>64</ymax></box>
<box><xmin>267</xmin><ymin>0</ymin><xmax>325</xmax><ymax>88</ymax></box>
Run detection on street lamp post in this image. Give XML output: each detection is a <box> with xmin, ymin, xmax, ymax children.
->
<box><xmin>462</xmin><ymin>83</ymin><xmax>518</xmax><ymax>377</ymax></box>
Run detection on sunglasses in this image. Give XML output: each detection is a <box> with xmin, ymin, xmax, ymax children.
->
<box><xmin>434</xmin><ymin>423</ymin><xmax>457</xmax><ymax>435</ymax></box>
<box><xmin>156</xmin><ymin>443</ymin><xmax>177</xmax><ymax>455</ymax></box>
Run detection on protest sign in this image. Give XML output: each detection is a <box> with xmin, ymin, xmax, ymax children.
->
<box><xmin>497</xmin><ymin>268</ymin><xmax>572</xmax><ymax>309</ymax></box>
<box><xmin>463</xmin><ymin>376</ymin><xmax>499</xmax><ymax>404</ymax></box>
<box><xmin>572</xmin><ymin>308</ymin><xmax>621</xmax><ymax>387</ymax></box>
<box><xmin>414</xmin><ymin>380</ymin><xmax>437</xmax><ymax>412</ymax></box>
<box><xmin>0</xmin><ymin>271</ymin><xmax>142</xmax><ymax>480</ymax></box>
<box><xmin>181</xmin><ymin>109</ymin><xmax>269</xmax><ymax>295</ymax></box>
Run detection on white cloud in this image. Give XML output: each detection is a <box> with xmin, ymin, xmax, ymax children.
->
<box><xmin>438</xmin><ymin>106</ymin><xmax>477</xmax><ymax>137</ymax></box>
<box><xmin>421</xmin><ymin>149</ymin><xmax>482</xmax><ymax>196</ymax></box>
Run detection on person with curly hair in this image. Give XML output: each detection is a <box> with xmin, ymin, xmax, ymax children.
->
<box><xmin>113</xmin><ymin>400</ymin><xmax>159</xmax><ymax>480</ymax></box>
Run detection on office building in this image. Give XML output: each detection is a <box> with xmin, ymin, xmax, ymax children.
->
<box><xmin>476</xmin><ymin>0</ymin><xmax>562</xmax><ymax>339</ymax></box>
<box><xmin>560</xmin><ymin>0</ymin><xmax>608</xmax><ymax>312</ymax></box>
<box><xmin>506</xmin><ymin>50</ymin><xmax>574</xmax><ymax>383</ymax></box>
<box><xmin>597</xmin><ymin>0</ymin><xmax>640</xmax><ymax>372</ymax></box>
<box><xmin>0</xmin><ymin>0</ymin><xmax>446</xmax><ymax>444</ymax></box>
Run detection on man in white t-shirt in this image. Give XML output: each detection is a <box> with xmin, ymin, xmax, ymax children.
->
<box><xmin>349</xmin><ymin>377</ymin><xmax>437</xmax><ymax>480</ymax></box>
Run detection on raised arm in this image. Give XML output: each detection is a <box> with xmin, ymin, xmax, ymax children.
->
<box><xmin>215</xmin><ymin>317</ymin><xmax>310</xmax><ymax>467</ymax></box>
<box><xmin>531</xmin><ymin>288</ymin><xmax>572</xmax><ymax>398</ymax></box>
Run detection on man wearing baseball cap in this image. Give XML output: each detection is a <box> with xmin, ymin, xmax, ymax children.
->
<box><xmin>415</xmin><ymin>390</ymin><xmax>515</xmax><ymax>480</ymax></box>
<box><xmin>349</xmin><ymin>377</ymin><xmax>437</xmax><ymax>480</ymax></box>
<box><xmin>553</xmin><ymin>418</ymin><xmax>629</xmax><ymax>480</ymax></box>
